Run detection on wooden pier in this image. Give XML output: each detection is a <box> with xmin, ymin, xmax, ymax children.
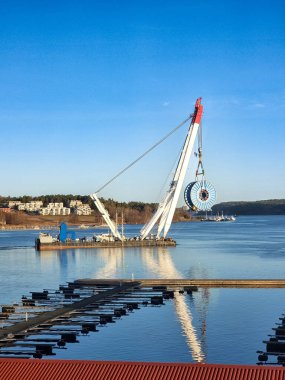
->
<box><xmin>75</xmin><ymin>278</ymin><xmax>285</xmax><ymax>288</ymax></box>
<box><xmin>1</xmin><ymin>278</ymin><xmax>284</xmax><ymax>339</ymax></box>
<box><xmin>0</xmin><ymin>281</ymin><xmax>139</xmax><ymax>340</ymax></box>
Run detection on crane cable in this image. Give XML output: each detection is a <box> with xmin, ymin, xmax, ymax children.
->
<box><xmin>96</xmin><ymin>115</ymin><xmax>193</xmax><ymax>193</ymax></box>
<box><xmin>195</xmin><ymin>120</ymin><xmax>205</xmax><ymax>180</ymax></box>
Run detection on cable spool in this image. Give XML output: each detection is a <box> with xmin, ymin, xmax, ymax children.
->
<box><xmin>184</xmin><ymin>180</ymin><xmax>216</xmax><ymax>211</ymax></box>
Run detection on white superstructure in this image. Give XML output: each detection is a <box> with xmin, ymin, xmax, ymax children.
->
<box><xmin>91</xmin><ymin>97</ymin><xmax>204</xmax><ymax>241</ymax></box>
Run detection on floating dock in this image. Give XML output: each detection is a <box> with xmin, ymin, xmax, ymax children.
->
<box><xmin>75</xmin><ymin>278</ymin><xmax>285</xmax><ymax>288</ymax></box>
<box><xmin>1</xmin><ymin>278</ymin><xmax>285</xmax><ymax>359</ymax></box>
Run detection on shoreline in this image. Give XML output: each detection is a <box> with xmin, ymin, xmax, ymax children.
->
<box><xmin>0</xmin><ymin>224</ymin><xmax>109</xmax><ymax>231</ymax></box>
<box><xmin>0</xmin><ymin>219</ymin><xmax>199</xmax><ymax>232</ymax></box>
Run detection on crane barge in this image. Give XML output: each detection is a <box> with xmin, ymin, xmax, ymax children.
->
<box><xmin>36</xmin><ymin>98</ymin><xmax>216</xmax><ymax>251</ymax></box>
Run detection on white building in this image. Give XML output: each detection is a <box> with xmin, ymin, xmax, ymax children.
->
<box><xmin>74</xmin><ymin>204</ymin><xmax>92</xmax><ymax>215</ymax></box>
<box><xmin>17</xmin><ymin>201</ymin><xmax>43</xmax><ymax>212</ymax></box>
<box><xmin>39</xmin><ymin>203</ymin><xmax>70</xmax><ymax>216</ymax></box>
<box><xmin>47</xmin><ymin>202</ymin><xmax>64</xmax><ymax>208</ymax></box>
<box><xmin>8</xmin><ymin>201</ymin><xmax>22</xmax><ymax>208</ymax></box>
<box><xmin>69</xmin><ymin>200</ymin><xmax>83</xmax><ymax>208</ymax></box>
<box><xmin>18</xmin><ymin>203</ymin><xmax>26</xmax><ymax>211</ymax></box>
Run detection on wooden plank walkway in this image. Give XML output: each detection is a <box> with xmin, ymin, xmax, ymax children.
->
<box><xmin>75</xmin><ymin>278</ymin><xmax>285</xmax><ymax>288</ymax></box>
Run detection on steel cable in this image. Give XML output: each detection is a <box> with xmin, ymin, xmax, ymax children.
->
<box><xmin>96</xmin><ymin>115</ymin><xmax>192</xmax><ymax>193</ymax></box>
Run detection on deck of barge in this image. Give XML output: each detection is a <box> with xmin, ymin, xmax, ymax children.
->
<box><xmin>35</xmin><ymin>239</ymin><xmax>176</xmax><ymax>251</ymax></box>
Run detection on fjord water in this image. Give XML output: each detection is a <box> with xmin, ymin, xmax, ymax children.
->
<box><xmin>0</xmin><ymin>215</ymin><xmax>284</xmax><ymax>364</ymax></box>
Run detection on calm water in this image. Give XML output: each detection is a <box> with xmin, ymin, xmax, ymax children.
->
<box><xmin>0</xmin><ymin>215</ymin><xmax>284</xmax><ymax>364</ymax></box>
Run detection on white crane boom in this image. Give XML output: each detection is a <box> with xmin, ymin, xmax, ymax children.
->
<box><xmin>140</xmin><ymin>97</ymin><xmax>203</xmax><ymax>240</ymax></box>
<box><xmin>140</xmin><ymin>189</ymin><xmax>174</xmax><ymax>239</ymax></box>
<box><xmin>90</xmin><ymin>193</ymin><xmax>122</xmax><ymax>241</ymax></box>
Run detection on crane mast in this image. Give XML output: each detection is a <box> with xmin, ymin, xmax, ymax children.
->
<box><xmin>140</xmin><ymin>97</ymin><xmax>203</xmax><ymax>239</ymax></box>
<box><xmin>91</xmin><ymin>97</ymin><xmax>203</xmax><ymax>242</ymax></box>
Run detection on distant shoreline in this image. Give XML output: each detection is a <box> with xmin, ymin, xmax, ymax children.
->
<box><xmin>0</xmin><ymin>223</ymin><xmax>109</xmax><ymax>231</ymax></box>
<box><xmin>0</xmin><ymin>214</ymin><xmax>284</xmax><ymax>232</ymax></box>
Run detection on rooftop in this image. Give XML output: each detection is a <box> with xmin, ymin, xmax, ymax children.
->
<box><xmin>0</xmin><ymin>360</ymin><xmax>284</xmax><ymax>380</ymax></box>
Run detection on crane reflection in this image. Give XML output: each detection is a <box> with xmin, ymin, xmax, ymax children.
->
<box><xmin>142</xmin><ymin>247</ymin><xmax>206</xmax><ymax>363</ymax></box>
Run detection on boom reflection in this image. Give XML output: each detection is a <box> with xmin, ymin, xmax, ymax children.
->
<box><xmin>95</xmin><ymin>248</ymin><xmax>125</xmax><ymax>278</ymax></box>
<box><xmin>142</xmin><ymin>247</ymin><xmax>205</xmax><ymax>363</ymax></box>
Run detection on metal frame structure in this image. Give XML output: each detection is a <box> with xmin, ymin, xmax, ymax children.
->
<box><xmin>140</xmin><ymin>97</ymin><xmax>203</xmax><ymax>239</ymax></box>
<box><xmin>90</xmin><ymin>193</ymin><xmax>123</xmax><ymax>241</ymax></box>
<box><xmin>91</xmin><ymin>97</ymin><xmax>203</xmax><ymax>241</ymax></box>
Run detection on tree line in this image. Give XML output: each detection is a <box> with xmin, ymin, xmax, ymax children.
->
<box><xmin>0</xmin><ymin>194</ymin><xmax>193</xmax><ymax>225</ymax></box>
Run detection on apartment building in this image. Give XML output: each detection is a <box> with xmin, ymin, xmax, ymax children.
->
<box><xmin>40</xmin><ymin>203</ymin><xmax>70</xmax><ymax>216</ymax></box>
<box><xmin>74</xmin><ymin>204</ymin><xmax>92</xmax><ymax>215</ymax></box>
<box><xmin>69</xmin><ymin>200</ymin><xmax>83</xmax><ymax>207</ymax></box>
<box><xmin>18</xmin><ymin>201</ymin><xmax>43</xmax><ymax>212</ymax></box>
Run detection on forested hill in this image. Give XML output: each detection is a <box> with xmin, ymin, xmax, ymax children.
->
<box><xmin>1</xmin><ymin>195</ymin><xmax>285</xmax><ymax>219</ymax></box>
<box><xmin>212</xmin><ymin>199</ymin><xmax>285</xmax><ymax>215</ymax></box>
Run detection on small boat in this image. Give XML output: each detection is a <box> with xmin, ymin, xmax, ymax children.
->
<box><xmin>79</xmin><ymin>224</ymin><xmax>89</xmax><ymax>229</ymax></box>
<box><xmin>200</xmin><ymin>212</ymin><xmax>236</xmax><ymax>222</ymax></box>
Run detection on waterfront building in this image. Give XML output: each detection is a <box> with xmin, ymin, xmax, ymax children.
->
<box><xmin>17</xmin><ymin>201</ymin><xmax>43</xmax><ymax>212</ymax></box>
<box><xmin>40</xmin><ymin>203</ymin><xmax>70</xmax><ymax>216</ymax></box>
<box><xmin>69</xmin><ymin>200</ymin><xmax>83</xmax><ymax>207</ymax></box>
<box><xmin>8</xmin><ymin>201</ymin><xmax>22</xmax><ymax>208</ymax></box>
<box><xmin>74</xmin><ymin>204</ymin><xmax>92</xmax><ymax>215</ymax></box>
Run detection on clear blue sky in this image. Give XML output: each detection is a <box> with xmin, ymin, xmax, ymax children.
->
<box><xmin>0</xmin><ymin>0</ymin><xmax>284</xmax><ymax>203</ymax></box>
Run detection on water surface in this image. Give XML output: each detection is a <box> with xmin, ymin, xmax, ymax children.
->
<box><xmin>0</xmin><ymin>215</ymin><xmax>284</xmax><ymax>364</ymax></box>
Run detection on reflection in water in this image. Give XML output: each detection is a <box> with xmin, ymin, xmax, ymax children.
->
<box><xmin>37</xmin><ymin>245</ymin><xmax>205</xmax><ymax>362</ymax></box>
<box><xmin>142</xmin><ymin>248</ymin><xmax>205</xmax><ymax>363</ymax></box>
<box><xmin>38</xmin><ymin>249</ymin><xmax>77</xmax><ymax>278</ymax></box>
<box><xmin>95</xmin><ymin>248</ymin><xmax>125</xmax><ymax>278</ymax></box>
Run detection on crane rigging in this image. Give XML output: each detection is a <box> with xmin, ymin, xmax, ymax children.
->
<box><xmin>90</xmin><ymin>97</ymin><xmax>216</xmax><ymax>242</ymax></box>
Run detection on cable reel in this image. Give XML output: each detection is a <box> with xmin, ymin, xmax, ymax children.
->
<box><xmin>184</xmin><ymin>180</ymin><xmax>216</xmax><ymax>211</ymax></box>
<box><xmin>184</xmin><ymin>122</ymin><xmax>216</xmax><ymax>211</ymax></box>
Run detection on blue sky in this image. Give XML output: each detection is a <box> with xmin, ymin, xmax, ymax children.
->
<box><xmin>0</xmin><ymin>0</ymin><xmax>284</xmax><ymax>203</ymax></box>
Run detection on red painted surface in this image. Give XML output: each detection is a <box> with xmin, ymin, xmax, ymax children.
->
<box><xmin>193</xmin><ymin>97</ymin><xmax>203</xmax><ymax>125</ymax></box>
<box><xmin>0</xmin><ymin>360</ymin><xmax>284</xmax><ymax>380</ymax></box>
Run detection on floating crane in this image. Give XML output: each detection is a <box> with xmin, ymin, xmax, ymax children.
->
<box><xmin>91</xmin><ymin>97</ymin><xmax>216</xmax><ymax>242</ymax></box>
<box><xmin>36</xmin><ymin>98</ymin><xmax>217</xmax><ymax>250</ymax></box>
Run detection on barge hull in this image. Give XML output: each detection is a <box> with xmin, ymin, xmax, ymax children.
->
<box><xmin>35</xmin><ymin>239</ymin><xmax>176</xmax><ymax>251</ymax></box>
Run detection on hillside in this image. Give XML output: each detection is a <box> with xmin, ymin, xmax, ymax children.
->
<box><xmin>0</xmin><ymin>194</ymin><xmax>193</xmax><ymax>227</ymax></box>
<box><xmin>1</xmin><ymin>195</ymin><xmax>284</xmax><ymax>229</ymax></box>
<box><xmin>212</xmin><ymin>199</ymin><xmax>285</xmax><ymax>215</ymax></box>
